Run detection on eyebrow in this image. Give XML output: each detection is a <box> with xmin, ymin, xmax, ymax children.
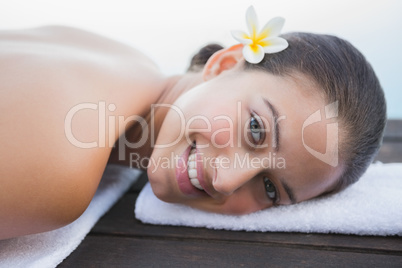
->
<box><xmin>261</xmin><ymin>98</ymin><xmax>296</xmax><ymax>204</ymax></box>
<box><xmin>262</xmin><ymin>98</ymin><xmax>280</xmax><ymax>152</ymax></box>
<box><xmin>281</xmin><ymin>179</ymin><xmax>297</xmax><ymax>204</ymax></box>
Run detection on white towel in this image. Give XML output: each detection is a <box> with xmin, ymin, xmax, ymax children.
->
<box><xmin>0</xmin><ymin>165</ymin><xmax>141</xmax><ymax>268</ymax></box>
<box><xmin>135</xmin><ymin>162</ymin><xmax>402</xmax><ymax>236</ymax></box>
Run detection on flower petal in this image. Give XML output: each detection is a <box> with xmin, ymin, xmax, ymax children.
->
<box><xmin>231</xmin><ymin>30</ymin><xmax>252</xmax><ymax>45</ymax></box>
<box><xmin>243</xmin><ymin>44</ymin><xmax>265</xmax><ymax>64</ymax></box>
<box><xmin>260</xmin><ymin>17</ymin><xmax>285</xmax><ymax>38</ymax></box>
<box><xmin>261</xmin><ymin>37</ymin><xmax>289</xmax><ymax>54</ymax></box>
<box><xmin>245</xmin><ymin>6</ymin><xmax>259</xmax><ymax>38</ymax></box>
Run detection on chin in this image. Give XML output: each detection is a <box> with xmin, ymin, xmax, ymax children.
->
<box><xmin>147</xmin><ymin>169</ymin><xmax>176</xmax><ymax>203</ymax></box>
<box><xmin>151</xmin><ymin>186</ymin><xmax>179</xmax><ymax>204</ymax></box>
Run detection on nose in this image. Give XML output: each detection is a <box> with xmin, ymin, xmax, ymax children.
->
<box><xmin>212</xmin><ymin>157</ymin><xmax>259</xmax><ymax>195</ymax></box>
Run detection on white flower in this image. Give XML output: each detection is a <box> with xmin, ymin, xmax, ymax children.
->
<box><xmin>231</xmin><ymin>6</ymin><xmax>288</xmax><ymax>64</ymax></box>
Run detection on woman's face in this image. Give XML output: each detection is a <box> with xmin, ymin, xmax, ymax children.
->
<box><xmin>148</xmin><ymin>70</ymin><xmax>343</xmax><ymax>215</ymax></box>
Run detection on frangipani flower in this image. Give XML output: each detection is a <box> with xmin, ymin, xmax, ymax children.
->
<box><xmin>231</xmin><ymin>6</ymin><xmax>288</xmax><ymax>64</ymax></box>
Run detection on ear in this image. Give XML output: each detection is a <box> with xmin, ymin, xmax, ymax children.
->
<box><xmin>202</xmin><ymin>44</ymin><xmax>244</xmax><ymax>81</ymax></box>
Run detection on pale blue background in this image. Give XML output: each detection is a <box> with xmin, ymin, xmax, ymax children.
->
<box><xmin>1</xmin><ymin>0</ymin><xmax>400</xmax><ymax>118</ymax></box>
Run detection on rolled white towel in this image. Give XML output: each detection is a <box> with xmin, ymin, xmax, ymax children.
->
<box><xmin>135</xmin><ymin>162</ymin><xmax>402</xmax><ymax>236</ymax></box>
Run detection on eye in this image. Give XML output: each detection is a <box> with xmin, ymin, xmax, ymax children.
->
<box><xmin>249</xmin><ymin>113</ymin><xmax>265</xmax><ymax>144</ymax></box>
<box><xmin>263</xmin><ymin>177</ymin><xmax>278</xmax><ymax>203</ymax></box>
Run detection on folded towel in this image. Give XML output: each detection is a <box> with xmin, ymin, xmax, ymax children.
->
<box><xmin>135</xmin><ymin>162</ymin><xmax>402</xmax><ymax>236</ymax></box>
<box><xmin>0</xmin><ymin>165</ymin><xmax>141</xmax><ymax>268</ymax></box>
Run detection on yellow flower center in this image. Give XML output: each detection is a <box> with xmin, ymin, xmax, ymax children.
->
<box><xmin>243</xmin><ymin>27</ymin><xmax>272</xmax><ymax>51</ymax></box>
<box><xmin>249</xmin><ymin>28</ymin><xmax>271</xmax><ymax>49</ymax></box>
<box><xmin>250</xmin><ymin>44</ymin><xmax>259</xmax><ymax>53</ymax></box>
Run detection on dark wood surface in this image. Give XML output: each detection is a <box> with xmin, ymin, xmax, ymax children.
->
<box><xmin>59</xmin><ymin>120</ymin><xmax>402</xmax><ymax>267</ymax></box>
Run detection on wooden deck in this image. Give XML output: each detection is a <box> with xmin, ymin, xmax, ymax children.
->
<box><xmin>59</xmin><ymin>120</ymin><xmax>402</xmax><ymax>267</ymax></box>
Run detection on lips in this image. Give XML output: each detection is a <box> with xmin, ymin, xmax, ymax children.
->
<box><xmin>175</xmin><ymin>144</ymin><xmax>207</xmax><ymax>197</ymax></box>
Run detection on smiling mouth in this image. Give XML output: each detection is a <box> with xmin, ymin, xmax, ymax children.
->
<box><xmin>187</xmin><ymin>142</ymin><xmax>205</xmax><ymax>191</ymax></box>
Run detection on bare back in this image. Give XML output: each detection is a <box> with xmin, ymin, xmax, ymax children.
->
<box><xmin>0</xmin><ymin>26</ymin><xmax>165</xmax><ymax>239</ymax></box>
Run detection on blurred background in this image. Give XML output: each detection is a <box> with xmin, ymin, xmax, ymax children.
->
<box><xmin>1</xmin><ymin>0</ymin><xmax>400</xmax><ymax>118</ymax></box>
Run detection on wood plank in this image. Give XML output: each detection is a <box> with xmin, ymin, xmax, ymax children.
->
<box><xmin>375</xmin><ymin>142</ymin><xmax>402</xmax><ymax>163</ymax></box>
<box><xmin>58</xmin><ymin>235</ymin><xmax>402</xmax><ymax>267</ymax></box>
<box><xmin>128</xmin><ymin>171</ymin><xmax>148</xmax><ymax>193</ymax></box>
<box><xmin>91</xmin><ymin>193</ymin><xmax>402</xmax><ymax>255</ymax></box>
<box><xmin>383</xmin><ymin>120</ymin><xmax>402</xmax><ymax>141</ymax></box>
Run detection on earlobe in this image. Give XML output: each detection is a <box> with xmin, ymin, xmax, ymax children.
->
<box><xmin>202</xmin><ymin>44</ymin><xmax>244</xmax><ymax>81</ymax></box>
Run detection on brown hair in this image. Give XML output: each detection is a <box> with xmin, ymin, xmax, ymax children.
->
<box><xmin>188</xmin><ymin>32</ymin><xmax>387</xmax><ymax>193</ymax></box>
<box><xmin>187</xmin><ymin>44</ymin><xmax>224</xmax><ymax>72</ymax></box>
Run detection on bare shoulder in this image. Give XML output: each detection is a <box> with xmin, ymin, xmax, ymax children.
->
<box><xmin>0</xmin><ymin>25</ymin><xmax>167</xmax><ymax>238</ymax></box>
<box><xmin>0</xmin><ymin>25</ymin><xmax>165</xmax><ymax>178</ymax></box>
<box><xmin>0</xmin><ymin>25</ymin><xmax>165</xmax><ymax>112</ymax></box>
<box><xmin>0</xmin><ymin>25</ymin><xmax>159</xmax><ymax>67</ymax></box>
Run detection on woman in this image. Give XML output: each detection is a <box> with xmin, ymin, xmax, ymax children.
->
<box><xmin>0</xmin><ymin>22</ymin><xmax>386</xmax><ymax>239</ymax></box>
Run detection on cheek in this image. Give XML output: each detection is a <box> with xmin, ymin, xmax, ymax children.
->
<box><xmin>219</xmin><ymin>194</ymin><xmax>267</xmax><ymax>215</ymax></box>
<box><xmin>209</xmin><ymin>118</ymin><xmax>235</xmax><ymax>147</ymax></box>
<box><xmin>183</xmin><ymin>102</ymin><xmax>240</xmax><ymax>148</ymax></box>
<box><xmin>155</xmin><ymin>107</ymin><xmax>187</xmax><ymax>146</ymax></box>
<box><xmin>218</xmin><ymin>180</ymin><xmax>269</xmax><ymax>215</ymax></box>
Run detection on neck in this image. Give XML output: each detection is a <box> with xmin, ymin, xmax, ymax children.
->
<box><xmin>108</xmin><ymin>71</ymin><xmax>204</xmax><ymax>169</ymax></box>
